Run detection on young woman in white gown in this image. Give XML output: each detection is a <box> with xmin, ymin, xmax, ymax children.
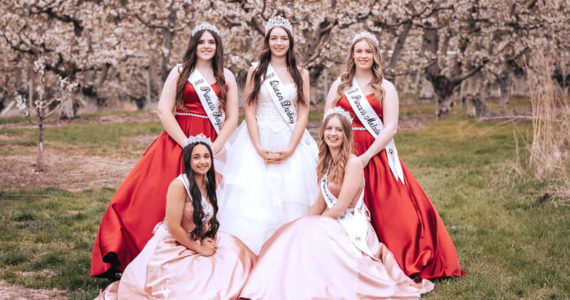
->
<box><xmin>217</xmin><ymin>16</ymin><xmax>318</xmax><ymax>254</ymax></box>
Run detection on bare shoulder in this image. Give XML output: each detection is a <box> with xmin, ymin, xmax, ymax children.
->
<box><xmin>167</xmin><ymin>65</ymin><xmax>182</xmax><ymax>80</ymax></box>
<box><xmin>346</xmin><ymin>155</ymin><xmax>364</xmax><ymax>172</ymax></box>
<box><xmin>382</xmin><ymin>79</ymin><xmax>397</xmax><ymax>94</ymax></box>
<box><xmin>330</xmin><ymin>78</ymin><xmax>341</xmax><ymax>91</ymax></box>
<box><xmin>168</xmin><ymin>178</ymin><xmax>185</xmax><ymax>191</ymax></box>
<box><xmin>223</xmin><ymin>68</ymin><xmax>236</xmax><ymax>82</ymax></box>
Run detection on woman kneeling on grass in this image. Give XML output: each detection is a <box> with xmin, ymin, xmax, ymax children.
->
<box><xmin>239</xmin><ymin>108</ymin><xmax>434</xmax><ymax>300</ymax></box>
<box><xmin>96</xmin><ymin>134</ymin><xmax>255</xmax><ymax>300</ymax></box>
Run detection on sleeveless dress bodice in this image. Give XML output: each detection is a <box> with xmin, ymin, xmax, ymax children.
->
<box><xmin>179</xmin><ymin>82</ymin><xmax>220</xmax><ymax>115</ymax></box>
<box><xmin>337</xmin><ymin>93</ymin><xmax>382</xmax><ymax>128</ymax></box>
<box><xmin>177</xmin><ymin>174</ymin><xmax>214</xmax><ymax>237</ymax></box>
<box><xmin>256</xmin><ymin>83</ymin><xmax>297</xmax><ymax>133</ymax></box>
<box><xmin>179</xmin><ymin>198</ymin><xmax>214</xmax><ymax>234</ymax></box>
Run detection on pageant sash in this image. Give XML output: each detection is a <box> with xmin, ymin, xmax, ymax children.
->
<box><xmin>187</xmin><ymin>68</ymin><xmax>225</xmax><ymax>134</ymax></box>
<box><xmin>344</xmin><ymin>79</ymin><xmax>405</xmax><ymax>183</ymax></box>
<box><xmin>262</xmin><ymin>63</ymin><xmax>315</xmax><ymax>148</ymax></box>
<box><xmin>320</xmin><ymin>171</ymin><xmax>377</xmax><ymax>260</ymax></box>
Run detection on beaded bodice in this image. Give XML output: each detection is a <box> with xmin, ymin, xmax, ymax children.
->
<box><xmin>256</xmin><ymin>82</ymin><xmax>297</xmax><ymax>133</ymax></box>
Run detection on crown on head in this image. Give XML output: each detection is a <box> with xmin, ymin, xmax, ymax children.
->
<box><xmin>192</xmin><ymin>22</ymin><xmax>220</xmax><ymax>37</ymax></box>
<box><xmin>184</xmin><ymin>133</ymin><xmax>213</xmax><ymax>148</ymax></box>
<box><xmin>352</xmin><ymin>31</ymin><xmax>379</xmax><ymax>46</ymax></box>
<box><xmin>323</xmin><ymin>107</ymin><xmax>353</xmax><ymax>124</ymax></box>
<box><xmin>265</xmin><ymin>15</ymin><xmax>293</xmax><ymax>35</ymax></box>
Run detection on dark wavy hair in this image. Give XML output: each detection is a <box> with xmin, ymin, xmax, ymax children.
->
<box><xmin>176</xmin><ymin>29</ymin><xmax>227</xmax><ymax>112</ymax></box>
<box><xmin>246</xmin><ymin>26</ymin><xmax>306</xmax><ymax>106</ymax></box>
<box><xmin>182</xmin><ymin>142</ymin><xmax>220</xmax><ymax>240</ymax></box>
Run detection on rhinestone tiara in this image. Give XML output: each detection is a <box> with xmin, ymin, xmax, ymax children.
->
<box><xmin>192</xmin><ymin>22</ymin><xmax>220</xmax><ymax>37</ymax></box>
<box><xmin>352</xmin><ymin>31</ymin><xmax>378</xmax><ymax>46</ymax></box>
<box><xmin>323</xmin><ymin>107</ymin><xmax>353</xmax><ymax>124</ymax></box>
<box><xmin>185</xmin><ymin>133</ymin><xmax>213</xmax><ymax>148</ymax></box>
<box><xmin>265</xmin><ymin>15</ymin><xmax>293</xmax><ymax>35</ymax></box>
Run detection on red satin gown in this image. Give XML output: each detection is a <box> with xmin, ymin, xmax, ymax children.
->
<box><xmin>91</xmin><ymin>82</ymin><xmax>219</xmax><ymax>277</ymax></box>
<box><xmin>337</xmin><ymin>94</ymin><xmax>465</xmax><ymax>279</ymax></box>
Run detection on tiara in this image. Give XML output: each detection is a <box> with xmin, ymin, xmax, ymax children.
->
<box><xmin>352</xmin><ymin>31</ymin><xmax>378</xmax><ymax>46</ymax></box>
<box><xmin>323</xmin><ymin>107</ymin><xmax>353</xmax><ymax>124</ymax></box>
<box><xmin>265</xmin><ymin>15</ymin><xmax>293</xmax><ymax>35</ymax></box>
<box><xmin>184</xmin><ymin>133</ymin><xmax>213</xmax><ymax>148</ymax></box>
<box><xmin>192</xmin><ymin>22</ymin><xmax>220</xmax><ymax>37</ymax></box>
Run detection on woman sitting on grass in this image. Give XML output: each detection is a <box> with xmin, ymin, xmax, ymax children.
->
<box><xmin>96</xmin><ymin>134</ymin><xmax>255</xmax><ymax>299</ymax></box>
<box><xmin>240</xmin><ymin>108</ymin><xmax>434</xmax><ymax>300</ymax></box>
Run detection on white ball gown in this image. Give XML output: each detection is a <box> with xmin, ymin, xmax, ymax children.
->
<box><xmin>217</xmin><ymin>81</ymin><xmax>319</xmax><ymax>254</ymax></box>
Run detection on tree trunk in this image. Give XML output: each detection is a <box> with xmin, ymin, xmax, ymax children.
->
<box><xmin>309</xmin><ymin>65</ymin><xmax>324</xmax><ymax>105</ymax></box>
<box><xmin>36</xmin><ymin>116</ymin><xmax>44</xmax><ymax>172</ymax></box>
<box><xmin>59</xmin><ymin>96</ymin><xmax>78</xmax><ymax>119</ymax></box>
<box><xmin>385</xmin><ymin>20</ymin><xmax>412</xmax><ymax>82</ymax></box>
<box><xmin>499</xmin><ymin>76</ymin><xmax>511</xmax><ymax>108</ymax></box>
<box><xmin>498</xmin><ymin>61</ymin><xmax>512</xmax><ymax>108</ymax></box>
<box><xmin>146</xmin><ymin>63</ymin><xmax>153</xmax><ymax>109</ymax></box>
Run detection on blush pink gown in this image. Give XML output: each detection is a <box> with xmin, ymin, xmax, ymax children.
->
<box><xmin>240</xmin><ymin>182</ymin><xmax>434</xmax><ymax>300</ymax></box>
<box><xmin>96</xmin><ymin>175</ymin><xmax>255</xmax><ymax>300</ymax></box>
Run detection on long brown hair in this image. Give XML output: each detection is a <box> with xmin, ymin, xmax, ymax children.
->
<box><xmin>182</xmin><ymin>142</ymin><xmax>220</xmax><ymax>240</ymax></box>
<box><xmin>247</xmin><ymin>26</ymin><xmax>306</xmax><ymax>106</ymax></box>
<box><xmin>316</xmin><ymin>113</ymin><xmax>354</xmax><ymax>185</ymax></box>
<box><xmin>175</xmin><ymin>29</ymin><xmax>227</xmax><ymax>112</ymax></box>
<box><xmin>335</xmin><ymin>37</ymin><xmax>385</xmax><ymax>104</ymax></box>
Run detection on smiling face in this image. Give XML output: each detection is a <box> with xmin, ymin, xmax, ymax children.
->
<box><xmin>268</xmin><ymin>27</ymin><xmax>290</xmax><ymax>58</ymax></box>
<box><xmin>352</xmin><ymin>39</ymin><xmax>374</xmax><ymax>70</ymax></box>
<box><xmin>190</xmin><ymin>144</ymin><xmax>212</xmax><ymax>176</ymax></box>
<box><xmin>196</xmin><ymin>31</ymin><xmax>217</xmax><ymax>61</ymax></box>
<box><xmin>324</xmin><ymin>115</ymin><xmax>345</xmax><ymax>150</ymax></box>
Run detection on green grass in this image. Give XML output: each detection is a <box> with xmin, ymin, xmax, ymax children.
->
<box><xmin>0</xmin><ymin>121</ymin><xmax>163</xmax><ymax>157</ymax></box>
<box><xmin>0</xmin><ymin>107</ymin><xmax>568</xmax><ymax>299</ymax></box>
<box><xmin>0</xmin><ymin>188</ymin><xmax>113</xmax><ymax>299</ymax></box>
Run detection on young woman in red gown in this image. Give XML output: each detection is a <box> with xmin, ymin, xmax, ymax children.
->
<box><xmin>324</xmin><ymin>32</ymin><xmax>465</xmax><ymax>279</ymax></box>
<box><xmin>91</xmin><ymin>23</ymin><xmax>239</xmax><ymax>278</ymax></box>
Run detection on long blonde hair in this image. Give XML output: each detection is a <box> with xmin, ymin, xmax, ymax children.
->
<box><xmin>316</xmin><ymin>113</ymin><xmax>354</xmax><ymax>185</ymax></box>
<box><xmin>335</xmin><ymin>37</ymin><xmax>385</xmax><ymax>104</ymax></box>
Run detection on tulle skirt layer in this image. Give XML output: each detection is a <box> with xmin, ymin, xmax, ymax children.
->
<box><xmin>217</xmin><ymin>121</ymin><xmax>319</xmax><ymax>254</ymax></box>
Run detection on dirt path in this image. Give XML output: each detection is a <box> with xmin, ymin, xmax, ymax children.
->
<box><xmin>0</xmin><ymin>280</ymin><xmax>69</xmax><ymax>300</ymax></box>
<box><xmin>0</xmin><ymin>116</ymin><xmax>427</xmax><ymax>192</ymax></box>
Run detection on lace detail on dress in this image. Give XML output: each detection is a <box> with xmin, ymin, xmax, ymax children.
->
<box><xmin>256</xmin><ymin>83</ymin><xmax>297</xmax><ymax>133</ymax></box>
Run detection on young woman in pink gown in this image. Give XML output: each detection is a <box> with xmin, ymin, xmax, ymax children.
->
<box><xmin>91</xmin><ymin>23</ymin><xmax>239</xmax><ymax>278</ymax></box>
<box><xmin>240</xmin><ymin>108</ymin><xmax>434</xmax><ymax>300</ymax></box>
<box><xmin>96</xmin><ymin>135</ymin><xmax>255</xmax><ymax>300</ymax></box>
<box><xmin>325</xmin><ymin>31</ymin><xmax>465</xmax><ymax>279</ymax></box>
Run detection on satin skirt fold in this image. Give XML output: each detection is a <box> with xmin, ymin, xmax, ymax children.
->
<box><xmin>240</xmin><ymin>216</ymin><xmax>434</xmax><ymax>300</ymax></box>
<box><xmin>96</xmin><ymin>226</ymin><xmax>256</xmax><ymax>300</ymax></box>
<box><xmin>353</xmin><ymin>129</ymin><xmax>465</xmax><ymax>279</ymax></box>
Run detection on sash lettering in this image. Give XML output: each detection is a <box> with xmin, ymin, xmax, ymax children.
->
<box><xmin>263</xmin><ymin>64</ymin><xmax>297</xmax><ymax>128</ymax></box>
<box><xmin>344</xmin><ymin>79</ymin><xmax>405</xmax><ymax>183</ymax></box>
<box><xmin>187</xmin><ymin>68</ymin><xmax>225</xmax><ymax>134</ymax></box>
<box><xmin>262</xmin><ymin>64</ymin><xmax>317</xmax><ymax>151</ymax></box>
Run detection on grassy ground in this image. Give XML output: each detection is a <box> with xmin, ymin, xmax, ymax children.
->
<box><xmin>0</xmin><ymin>105</ymin><xmax>568</xmax><ymax>299</ymax></box>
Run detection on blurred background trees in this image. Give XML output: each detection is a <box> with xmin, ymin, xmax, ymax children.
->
<box><xmin>0</xmin><ymin>0</ymin><xmax>567</xmax><ymax>120</ymax></box>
